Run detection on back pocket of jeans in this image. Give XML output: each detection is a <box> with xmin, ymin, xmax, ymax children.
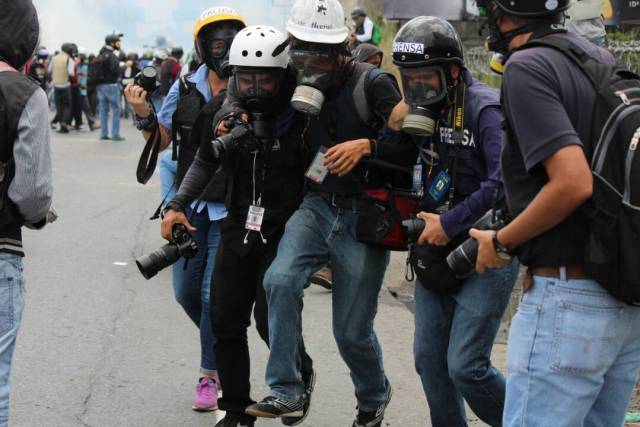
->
<box><xmin>550</xmin><ymin>300</ymin><xmax>621</xmax><ymax>375</ymax></box>
<box><xmin>0</xmin><ymin>277</ymin><xmax>15</xmax><ymax>335</ymax></box>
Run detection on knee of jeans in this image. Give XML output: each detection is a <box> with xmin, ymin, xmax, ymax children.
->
<box><xmin>447</xmin><ymin>355</ymin><xmax>485</xmax><ymax>387</ymax></box>
<box><xmin>263</xmin><ymin>269</ymin><xmax>304</xmax><ymax>298</ymax></box>
<box><xmin>332</xmin><ymin>321</ymin><xmax>370</xmax><ymax>351</ymax></box>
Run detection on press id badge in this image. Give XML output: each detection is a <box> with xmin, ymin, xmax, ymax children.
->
<box><xmin>412</xmin><ymin>163</ymin><xmax>423</xmax><ymax>193</ymax></box>
<box><xmin>245</xmin><ymin>205</ymin><xmax>265</xmax><ymax>232</ymax></box>
<box><xmin>428</xmin><ymin>170</ymin><xmax>451</xmax><ymax>202</ymax></box>
<box><xmin>305</xmin><ymin>146</ymin><xmax>329</xmax><ymax>184</ymax></box>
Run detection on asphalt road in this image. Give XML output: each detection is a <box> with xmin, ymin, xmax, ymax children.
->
<box><xmin>8</xmin><ymin>119</ymin><xmax>494</xmax><ymax>427</ymax></box>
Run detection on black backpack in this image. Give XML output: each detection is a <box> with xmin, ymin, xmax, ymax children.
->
<box><xmin>88</xmin><ymin>53</ymin><xmax>106</xmax><ymax>86</ymax></box>
<box><xmin>516</xmin><ymin>36</ymin><xmax>640</xmax><ymax>304</ymax></box>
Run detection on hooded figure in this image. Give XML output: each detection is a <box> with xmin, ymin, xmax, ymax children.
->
<box><xmin>352</xmin><ymin>42</ymin><xmax>383</xmax><ymax>67</ymax></box>
<box><xmin>0</xmin><ymin>0</ymin><xmax>39</xmax><ymax>70</ymax></box>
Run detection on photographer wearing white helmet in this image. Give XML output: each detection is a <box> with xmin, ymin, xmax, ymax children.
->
<box><xmin>246</xmin><ymin>0</ymin><xmax>417</xmax><ymax>426</ymax></box>
<box><xmin>163</xmin><ymin>25</ymin><xmax>314</xmax><ymax>427</ymax></box>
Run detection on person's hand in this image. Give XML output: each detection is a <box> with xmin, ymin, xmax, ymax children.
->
<box><xmin>161</xmin><ymin>209</ymin><xmax>196</xmax><ymax>241</ymax></box>
<box><xmin>215</xmin><ymin>112</ymin><xmax>249</xmax><ymax>137</ymax></box>
<box><xmin>123</xmin><ymin>84</ymin><xmax>151</xmax><ymax>118</ymax></box>
<box><xmin>388</xmin><ymin>100</ymin><xmax>410</xmax><ymax>131</ymax></box>
<box><xmin>468</xmin><ymin>229</ymin><xmax>510</xmax><ymax>273</ymax></box>
<box><xmin>324</xmin><ymin>138</ymin><xmax>371</xmax><ymax>176</ymax></box>
<box><xmin>417</xmin><ymin>212</ymin><xmax>450</xmax><ymax>246</ymax></box>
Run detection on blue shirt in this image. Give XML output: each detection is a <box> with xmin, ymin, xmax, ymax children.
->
<box><xmin>157</xmin><ymin>64</ymin><xmax>227</xmax><ymax>221</ymax></box>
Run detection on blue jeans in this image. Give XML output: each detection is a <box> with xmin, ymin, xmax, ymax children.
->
<box><xmin>504</xmin><ymin>276</ymin><xmax>640</xmax><ymax>427</ymax></box>
<box><xmin>0</xmin><ymin>254</ymin><xmax>24</xmax><ymax>427</ymax></box>
<box><xmin>172</xmin><ymin>208</ymin><xmax>221</xmax><ymax>375</ymax></box>
<box><xmin>159</xmin><ymin>151</ymin><xmax>177</xmax><ymax>203</ymax></box>
<box><xmin>414</xmin><ymin>260</ymin><xmax>518</xmax><ymax>427</ymax></box>
<box><xmin>263</xmin><ymin>194</ymin><xmax>390</xmax><ymax>411</ymax></box>
<box><xmin>97</xmin><ymin>83</ymin><xmax>121</xmax><ymax>138</ymax></box>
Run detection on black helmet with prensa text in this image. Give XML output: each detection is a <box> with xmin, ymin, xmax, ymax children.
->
<box><xmin>392</xmin><ymin>16</ymin><xmax>464</xmax><ymax>68</ymax></box>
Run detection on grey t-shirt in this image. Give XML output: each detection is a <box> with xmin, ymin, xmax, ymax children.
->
<box><xmin>500</xmin><ymin>32</ymin><xmax>615</xmax><ymax>268</ymax></box>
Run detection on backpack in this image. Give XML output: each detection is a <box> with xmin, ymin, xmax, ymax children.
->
<box><xmin>88</xmin><ymin>53</ymin><xmax>106</xmax><ymax>86</ymax></box>
<box><xmin>351</xmin><ymin>62</ymin><xmax>399</xmax><ymax>128</ymax></box>
<box><xmin>371</xmin><ymin>23</ymin><xmax>382</xmax><ymax>46</ymax></box>
<box><xmin>515</xmin><ymin>36</ymin><xmax>640</xmax><ymax>304</ymax></box>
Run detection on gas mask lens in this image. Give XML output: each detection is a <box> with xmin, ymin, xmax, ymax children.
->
<box><xmin>235</xmin><ymin>69</ymin><xmax>281</xmax><ymax>99</ymax></box>
<box><xmin>204</xmin><ymin>28</ymin><xmax>238</xmax><ymax>59</ymax></box>
<box><xmin>400</xmin><ymin>66</ymin><xmax>448</xmax><ymax>136</ymax></box>
<box><xmin>400</xmin><ymin>66</ymin><xmax>447</xmax><ymax>106</ymax></box>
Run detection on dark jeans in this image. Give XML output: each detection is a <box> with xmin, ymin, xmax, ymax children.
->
<box><xmin>53</xmin><ymin>86</ymin><xmax>72</xmax><ymax>128</ymax></box>
<box><xmin>211</xmin><ymin>233</ymin><xmax>313</xmax><ymax>421</ymax></box>
<box><xmin>71</xmin><ymin>86</ymin><xmax>83</xmax><ymax>127</ymax></box>
<box><xmin>413</xmin><ymin>260</ymin><xmax>518</xmax><ymax>427</ymax></box>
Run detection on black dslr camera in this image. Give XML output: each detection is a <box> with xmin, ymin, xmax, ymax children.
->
<box><xmin>402</xmin><ymin>217</ymin><xmax>426</xmax><ymax>244</ymax></box>
<box><xmin>446</xmin><ymin>209</ymin><xmax>507</xmax><ymax>279</ymax></box>
<box><xmin>134</xmin><ymin>66</ymin><xmax>160</xmax><ymax>95</ymax></box>
<box><xmin>136</xmin><ymin>224</ymin><xmax>198</xmax><ymax>280</ymax></box>
<box><xmin>210</xmin><ymin>112</ymin><xmax>273</xmax><ymax>158</ymax></box>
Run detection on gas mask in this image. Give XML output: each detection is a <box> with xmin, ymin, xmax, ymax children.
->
<box><xmin>234</xmin><ymin>67</ymin><xmax>283</xmax><ymax>113</ymax></box>
<box><xmin>289</xmin><ymin>49</ymin><xmax>337</xmax><ymax>116</ymax></box>
<box><xmin>199</xmin><ymin>26</ymin><xmax>241</xmax><ymax>79</ymax></box>
<box><xmin>400</xmin><ymin>66</ymin><xmax>451</xmax><ymax>136</ymax></box>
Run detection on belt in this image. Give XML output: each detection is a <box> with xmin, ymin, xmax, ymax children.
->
<box><xmin>530</xmin><ymin>264</ymin><xmax>590</xmax><ymax>280</ymax></box>
<box><xmin>319</xmin><ymin>192</ymin><xmax>362</xmax><ymax>211</ymax></box>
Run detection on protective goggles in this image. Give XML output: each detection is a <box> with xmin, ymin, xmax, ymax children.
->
<box><xmin>234</xmin><ymin>68</ymin><xmax>283</xmax><ymax>99</ymax></box>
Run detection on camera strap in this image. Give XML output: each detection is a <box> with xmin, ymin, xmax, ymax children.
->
<box><xmin>444</xmin><ymin>82</ymin><xmax>466</xmax><ymax>211</ymax></box>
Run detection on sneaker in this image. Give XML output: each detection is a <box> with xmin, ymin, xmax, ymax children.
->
<box><xmin>309</xmin><ymin>266</ymin><xmax>332</xmax><ymax>290</ymax></box>
<box><xmin>192</xmin><ymin>377</ymin><xmax>218</xmax><ymax>412</ymax></box>
<box><xmin>111</xmin><ymin>135</ymin><xmax>125</xmax><ymax>141</ymax></box>
<box><xmin>282</xmin><ymin>369</ymin><xmax>316</xmax><ymax>426</ymax></box>
<box><xmin>89</xmin><ymin>122</ymin><xmax>100</xmax><ymax>132</ymax></box>
<box><xmin>215</xmin><ymin>415</ymin><xmax>254</xmax><ymax>427</ymax></box>
<box><xmin>245</xmin><ymin>395</ymin><xmax>305</xmax><ymax>419</ymax></box>
<box><xmin>99</xmin><ymin>135</ymin><xmax>110</xmax><ymax>141</ymax></box>
<box><xmin>352</xmin><ymin>385</ymin><xmax>393</xmax><ymax>427</ymax></box>
<box><xmin>58</xmin><ymin>126</ymin><xmax>70</xmax><ymax>134</ymax></box>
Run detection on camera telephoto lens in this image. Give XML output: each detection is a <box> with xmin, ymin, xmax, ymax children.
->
<box><xmin>136</xmin><ymin>243</ymin><xmax>181</xmax><ymax>280</ymax></box>
<box><xmin>446</xmin><ymin>237</ymin><xmax>479</xmax><ymax>279</ymax></box>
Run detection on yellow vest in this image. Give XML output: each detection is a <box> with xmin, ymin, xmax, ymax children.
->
<box><xmin>51</xmin><ymin>53</ymin><xmax>71</xmax><ymax>86</ymax></box>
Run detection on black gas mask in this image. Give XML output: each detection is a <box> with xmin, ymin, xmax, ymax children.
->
<box><xmin>234</xmin><ymin>67</ymin><xmax>283</xmax><ymax>112</ymax></box>
<box><xmin>199</xmin><ymin>25</ymin><xmax>240</xmax><ymax>79</ymax></box>
<box><xmin>400</xmin><ymin>65</ymin><xmax>452</xmax><ymax>136</ymax></box>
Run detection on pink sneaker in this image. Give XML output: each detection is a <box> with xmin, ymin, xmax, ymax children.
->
<box><xmin>192</xmin><ymin>377</ymin><xmax>219</xmax><ymax>412</ymax></box>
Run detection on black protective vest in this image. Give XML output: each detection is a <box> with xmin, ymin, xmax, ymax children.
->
<box><xmin>224</xmin><ymin>109</ymin><xmax>304</xmax><ymax>223</ymax></box>
<box><xmin>306</xmin><ymin>64</ymin><xmax>382</xmax><ymax>195</ymax></box>
<box><xmin>172</xmin><ymin>76</ymin><xmax>226</xmax><ymax>203</ymax></box>
<box><xmin>0</xmin><ymin>70</ymin><xmax>39</xmax><ymax>256</ymax></box>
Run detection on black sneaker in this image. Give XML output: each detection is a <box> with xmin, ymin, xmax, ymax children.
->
<box><xmin>58</xmin><ymin>126</ymin><xmax>70</xmax><ymax>134</ymax></box>
<box><xmin>245</xmin><ymin>395</ymin><xmax>305</xmax><ymax>419</ymax></box>
<box><xmin>352</xmin><ymin>385</ymin><xmax>393</xmax><ymax>427</ymax></box>
<box><xmin>215</xmin><ymin>415</ymin><xmax>254</xmax><ymax>427</ymax></box>
<box><xmin>282</xmin><ymin>369</ymin><xmax>316</xmax><ymax>426</ymax></box>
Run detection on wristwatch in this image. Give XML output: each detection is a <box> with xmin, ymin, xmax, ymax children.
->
<box><xmin>492</xmin><ymin>230</ymin><xmax>513</xmax><ymax>261</ymax></box>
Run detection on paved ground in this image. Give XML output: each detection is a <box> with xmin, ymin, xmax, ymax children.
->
<box><xmin>8</xmin><ymin>119</ymin><xmax>503</xmax><ymax>426</ymax></box>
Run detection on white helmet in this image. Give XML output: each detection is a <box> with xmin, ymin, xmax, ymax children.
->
<box><xmin>229</xmin><ymin>25</ymin><xmax>289</xmax><ymax>68</ymax></box>
<box><xmin>286</xmin><ymin>0</ymin><xmax>349</xmax><ymax>44</ymax></box>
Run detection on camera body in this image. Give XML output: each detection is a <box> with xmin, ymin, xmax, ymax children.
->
<box><xmin>136</xmin><ymin>224</ymin><xmax>198</xmax><ymax>280</ymax></box>
<box><xmin>210</xmin><ymin>112</ymin><xmax>273</xmax><ymax>158</ymax></box>
<box><xmin>446</xmin><ymin>210</ymin><xmax>507</xmax><ymax>279</ymax></box>
<box><xmin>134</xmin><ymin>66</ymin><xmax>160</xmax><ymax>95</ymax></box>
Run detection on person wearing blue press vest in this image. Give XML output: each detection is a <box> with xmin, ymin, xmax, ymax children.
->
<box><xmin>389</xmin><ymin>16</ymin><xmax>518</xmax><ymax>426</ymax></box>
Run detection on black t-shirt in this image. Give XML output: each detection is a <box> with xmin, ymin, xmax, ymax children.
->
<box><xmin>501</xmin><ymin>33</ymin><xmax>616</xmax><ymax>268</ymax></box>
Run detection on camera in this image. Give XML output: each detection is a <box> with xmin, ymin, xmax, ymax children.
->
<box><xmin>446</xmin><ymin>209</ymin><xmax>507</xmax><ymax>279</ymax></box>
<box><xmin>136</xmin><ymin>224</ymin><xmax>198</xmax><ymax>280</ymax></box>
<box><xmin>402</xmin><ymin>217</ymin><xmax>426</xmax><ymax>243</ymax></box>
<box><xmin>210</xmin><ymin>112</ymin><xmax>272</xmax><ymax>158</ymax></box>
<box><xmin>134</xmin><ymin>66</ymin><xmax>160</xmax><ymax>95</ymax></box>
